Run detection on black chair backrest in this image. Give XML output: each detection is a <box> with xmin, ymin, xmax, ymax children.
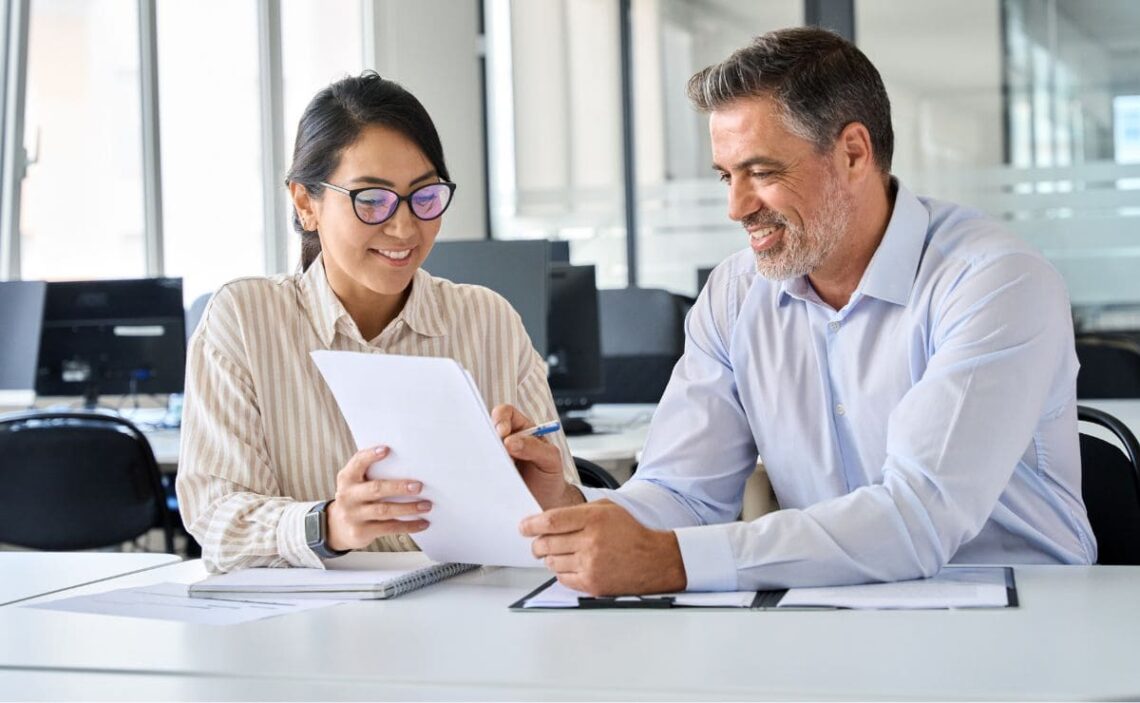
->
<box><xmin>574</xmin><ymin>456</ymin><xmax>620</xmax><ymax>490</ymax></box>
<box><xmin>1077</xmin><ymin>405</ymin><xmax>1140</xmax><ymax>565</ymax></box>
<box><xmin>596</xmin><ymin>287</ymin><xmax>687</xmax><ymax>404</ymax></box>
<box><xmin>0</xmin><ymin>411</ymin><xmax>174</xmax><ymax>552</ymax></box>
<box><xmin>1075</xmin><ymin>335</ymin><xmax>1140</xmax><ymax>398</ymax></box>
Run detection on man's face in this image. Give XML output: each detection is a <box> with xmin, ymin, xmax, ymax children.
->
<box><xmin>710</xmin><ymin>97</ymin><xmax>852</xmax><ymax>281</ymax></box>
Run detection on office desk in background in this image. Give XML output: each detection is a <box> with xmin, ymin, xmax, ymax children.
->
<box><xmin>144</xmin><ymin>403</ymin><xmax>659</xmax><ymax>480</ymax></box>
<box><xmin>0</xmin><ymin>552</ymin><xmax>180</xmax><ymax>606</ymax></box>
<box><xmin>1</xmin><ymin>557</ymin><xmax>1138</xmax><ymax>700</ymax></box>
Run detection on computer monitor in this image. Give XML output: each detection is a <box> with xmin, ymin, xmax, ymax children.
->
<box><xmin>547</xmin><ymin>264</ymin><xmax>604</xmax><ymax>412</ymax></box>
<box><xmin>35</xmin><ymin>278</ymin><xmax>187</xmax><ymax>407</ymax></box>
<box><xmin>548</xmin><ymin>239</ymin><xmax>571</xmax><ymax>263</ymax></box>
<box><xmin>697</xmin><ymin>266</ymin><xmax>714</xmax><ymax>293</ymax></box>
<box><xmin>424</xmin><ymin>240</ymin><xmax>549</xmax><ymax>356</ymax></box>
<box><xmin>0</xmin><ymin>280</ymin><xmax>47</xmax><ymax>403</ymax></box>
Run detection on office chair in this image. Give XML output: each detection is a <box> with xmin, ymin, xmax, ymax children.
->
<box><xmin>185</xmin><ymin>292</ymin><xmax>213</xmax><ymax>343</ymax></box>
<box><xmin>0</xmin><ymin>411</ymin><xmax>175</xmax><ymax>553</ymax></box>
<box><xmin>1075</xmin><ymin>334</ymin><xmax>1140</xmax><ymax>398</ymax></box>
<box><xmin>1077</xmin><ymin>405</ymin><xmax>1140</xmax><ymax>565</ymax></box>
<box><xmin>595</xmin><ymin>287</ymin><xmax>687</xmax><ymax>404</ymax></box>
<box><xmin>574</xmin><ymin>456</ymin><xmax>621</xmax><ymax>490</ymax></box>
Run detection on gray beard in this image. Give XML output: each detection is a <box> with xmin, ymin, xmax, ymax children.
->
<box><xmin>754</xmin><ymin>175</ymin><xmax>851</xmax><ymax>281</ymax></box>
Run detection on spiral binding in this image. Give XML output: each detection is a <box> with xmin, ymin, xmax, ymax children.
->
<box><xmin>381</xmin><ymin>562</ymin><xmax>479</xmax><ymax>598</ymax></box>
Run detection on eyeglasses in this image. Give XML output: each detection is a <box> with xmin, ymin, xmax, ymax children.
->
<box><xmin>319</xmin><ymin>181</ymin><xmax>457</xmax><ymax>225</ymax></box>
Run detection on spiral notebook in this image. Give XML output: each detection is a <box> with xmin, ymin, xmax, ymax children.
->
<box><xmin>188</xmin><ymin>552</ymin><xmax>477</xmax><ymax>601</ymax></box>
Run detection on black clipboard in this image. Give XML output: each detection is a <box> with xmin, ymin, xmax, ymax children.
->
<box><xmin>509</xmin><ymin>567</ymin><xmax>1018</xmax><ymax>611</ymax></box>
<box><xmin>509</xmin><ymin>578</ymin><xmax>785</xmax><ymax>610</ymax></box>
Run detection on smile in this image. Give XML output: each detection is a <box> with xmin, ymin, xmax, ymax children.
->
<box><xmin>748</xmin><ymin>225</ymin><xmax>783</xmax><ymax>253</ymax></box>
<box><xmin>368</xmin><ymin>247</ymin><xmax>415</xmax><ymax>265</ymax></box>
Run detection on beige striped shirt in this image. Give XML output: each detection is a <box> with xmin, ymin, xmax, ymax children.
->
<box><xmin>176</xmin><ymin>255</ymin><xmax>577</xmax><ymax>572</ymax></box>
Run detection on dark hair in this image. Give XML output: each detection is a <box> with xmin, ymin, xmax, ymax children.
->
<box><xmin>286</xmin><ymin>71</ymin><xmax>451</xmax><ymax>271</ymax></box>
<box><xmin>687</xmin><ymin>26</ymin><xmax>893</xmax><ymax>173</ymax></box>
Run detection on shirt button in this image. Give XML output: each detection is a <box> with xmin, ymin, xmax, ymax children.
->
<box><xmin>828</xmin><ymin>321</ymin><xmax>840</xmax><ymax>332</ymax></box>
<box><xmin>835</xmin><ymin>403</ymin><xmax>846</xmax><ymax>416</ymax></box>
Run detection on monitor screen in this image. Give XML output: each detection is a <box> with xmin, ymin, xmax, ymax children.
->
<box><xmin>547</xmin><ymin>264</ymin><xmax>603</xmax><ymax>411</ymax></box>
<box><xmin>36</xmin><ymin>278</ymin><xmax>187</xmax><ymax>406</ymax></box>
<box><xmin>0</xmin><ymin>280</ymin><xmax>47</xmax><ymax>394</ymax></box>
<box><xmin>423</xmin><ymin>240</ymin><xmax>549</xmax><ymax>356</ymax></box>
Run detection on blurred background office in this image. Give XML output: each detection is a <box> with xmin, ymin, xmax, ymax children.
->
<box><xmin>2</xmin><ymin>0</ymin><xmax>1139</xmax><ymax>555</ymax></box>
<box><xmin>1</xmin><ymin>0</ymin><xmax>1136</xmax><ymax>305</ymax></box>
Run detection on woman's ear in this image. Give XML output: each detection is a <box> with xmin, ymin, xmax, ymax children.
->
<box><xmin>289</xmin><ymin>181</ymin><xmax>317</xmax><ymax>231</ymax></box>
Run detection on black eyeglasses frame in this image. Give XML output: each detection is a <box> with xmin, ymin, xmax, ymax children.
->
<box><xmin>318</xmin><ymin>181</ymin><xmax>457</xmax><ymax>225</ymax></box>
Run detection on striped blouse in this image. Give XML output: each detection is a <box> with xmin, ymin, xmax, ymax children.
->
<box><xmin>176</xmin><ymin>255</ymin><xmax>577</xmax><ymax>572</ymax></box>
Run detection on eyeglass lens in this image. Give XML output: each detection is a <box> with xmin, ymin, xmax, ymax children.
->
<box><xmin>354</xmin><ymin>183</ymin><xmax>452</xmax><ymax>224</ymax></box>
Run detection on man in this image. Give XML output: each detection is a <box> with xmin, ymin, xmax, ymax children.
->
<box><xmin>495</xmin><ymin>26</ymin><xmax>1095</xmax><ymax>596</ymax></box>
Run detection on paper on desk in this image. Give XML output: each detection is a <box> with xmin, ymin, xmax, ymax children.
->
<box><xmin>311</xmin><ymin>351</ymin><xmax>543</xmax><ymax>568</ymax></box>
<box><xmin>25</xmin><ymin>582</ymin><xmax>340</xmax><ymax>625</ymax></box>
<box><xmin>779</xmin><ymin>567</ymin><xmax>1011</xmax><ymax>609</ymax></box>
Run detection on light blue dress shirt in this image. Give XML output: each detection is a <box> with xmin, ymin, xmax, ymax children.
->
<box><xmin>581</xmin><ymin>182</ymin><xmax>1095</xmax><ymax>591</ymax></box>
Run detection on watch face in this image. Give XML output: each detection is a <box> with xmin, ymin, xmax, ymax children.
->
<box><xmin>305</xmin><ymin>508</ymin><xmax>322</xmax><ymax>544</ymax></box>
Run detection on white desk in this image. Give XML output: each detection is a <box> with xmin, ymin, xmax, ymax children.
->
<box><xmin>2</xmin><ymin>560</ymin><xmax>1138</xmax><ymax>700</ymax></box>
<box><xmin>0</xmin><ymin>552</ymin><xmax>180</xmax><ymax>607</ymax></box>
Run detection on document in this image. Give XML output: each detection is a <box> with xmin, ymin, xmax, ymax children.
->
<box><xmin>189</xmin><ymin>551</ymin><xmax>477</xmax><ymax>600</ymax></box>
<box><xmin>26</xmin><ymin>583</ymin><xmax>339</xmax><ymax>625</ymax></box>
<box><xmin>311</xmin><ymin>351</ymin><xmax>543</xmax><ymax>568</ymax></box>
<box><xmin>512</xmin><ymin>567</ymin><xmax>1017</xmax><ymax>610</ymax></box>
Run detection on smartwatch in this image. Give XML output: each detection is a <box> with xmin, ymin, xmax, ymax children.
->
<box><xmin>305</xmin><ymin>500</ymin><xmax>349</xmax><ymax>559</ymax></box>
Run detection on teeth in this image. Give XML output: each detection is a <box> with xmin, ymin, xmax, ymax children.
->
<box><xmin>376</xmin><ymin>249</ymin><xmax>412</xmax><ymax>260</ymax></box>
<box><xmin>749</xmin><ymin>226</ymin><xmax>780</xmax><ymax>240</ymax></box>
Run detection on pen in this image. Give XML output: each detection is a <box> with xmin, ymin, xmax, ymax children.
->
<box><xmin>506</xmin><ymin>420</ymin><xmax>562</xmax><ymax>441</ymax></box>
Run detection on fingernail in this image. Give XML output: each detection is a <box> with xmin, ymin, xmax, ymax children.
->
<box><xmin>417</xmin><ymin>501</ymin><xmax>431</xmax><ymax>511</ymax></box>
<box><xmin>407</xmin><ymin>481</ymin><xmax>422</xmax><ymax>492</ymax></box>
<box><xmin>507</xmin><ymin>438</ymin><xmax>522</xmax><ymax>451</ymax></box>
<box><xmin>374</xmin><ymin>445</ymin><xmax>388</xmax><ymax>455</ymax></box>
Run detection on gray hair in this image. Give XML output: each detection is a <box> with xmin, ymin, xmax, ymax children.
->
<box><xmin>687</xmin><ymin>26</ymin><xmax>893</xmax><ymax>173</ymax></box>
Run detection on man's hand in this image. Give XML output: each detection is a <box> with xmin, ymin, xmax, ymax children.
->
<box><xmin>520</xmin><ymin>500</ymin><xmax>687</xmax><ymax>596</ymax></box>
<box><xmin>492</xmin><ymin>404</ymin><xmax>583</xmax><ymax>510</ymax></box>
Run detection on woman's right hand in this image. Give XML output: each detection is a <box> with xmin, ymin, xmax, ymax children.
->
<box><xmin>325</xmin><ymin>445</ymin><xmax>431</xmax><ymax>552</ymax></box>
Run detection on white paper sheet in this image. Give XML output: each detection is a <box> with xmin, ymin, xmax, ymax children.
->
<box><xmin>25</xmin><ymin>583</ymin><xmax>340</xmax><ymax>625</ymax></box>
<box><xmin>779</xmin><ymin>568</ymin><xmax>1011</xmax><ymax>609</ymax></box>
<box><xmin>311</xmin><ymin>351</ymin><xmax>544</xmax><ymax>568</ymax></box>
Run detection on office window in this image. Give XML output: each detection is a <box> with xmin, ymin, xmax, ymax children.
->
<box><xmin>281</xmin><ymin>0</ymin><xmax>364</xmax><ymax>273</ymax></box>
<box><xmin>631</xmin><ymin>0</ymin><xmax>802</xmax><ymax>295</ymax></box>
<box><xmin>485</xmin><ymin>0</ymin><xmax>628</xmax><ymax>288</ymax></box>
<box><xmin>157</xmin><ymin>1</ymin><xmax>264</xmax><ymax>305</ymax></box>
<box><xmin>20</xmin><ymin>0</ymin><xmax>146</xmax><ymax>280</ymax></box>
<box><xmin>860</xmin><ymin>0</ymin><xmax>1140</xmax><ymax>322</ymax></box>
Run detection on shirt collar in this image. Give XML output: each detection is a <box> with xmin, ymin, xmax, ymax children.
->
<box><xmin>777</xmin><ymin>178</ymin><xmax>930</xmax><ymax>309</ymax></box>
<box><xmin>855</xmin><ymin>180</ymin><xmax>930</xmax><ymax>307</ymax></box>
<box><xmin>298</xmin><ymin>256</ymin><xmax>445</xmax><ymax>346</ymax></box>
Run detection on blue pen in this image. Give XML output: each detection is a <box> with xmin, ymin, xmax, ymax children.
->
<box><xmin>507</xmin><ymin>420</ymin><xmax>562</xmax><ymax>441</ymax></box>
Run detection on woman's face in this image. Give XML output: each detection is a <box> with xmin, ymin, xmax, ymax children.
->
<box><xmin>300</xmin><ymin>124</ymin><xmax>444</xmax><ymax>302</ymax></box>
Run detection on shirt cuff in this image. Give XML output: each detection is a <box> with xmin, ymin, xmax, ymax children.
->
<box><xmin>278</xmin><ymin>500</ymin><xmax>326</xmax><ymax>569</ymax></box>
<box><xmin>674</xmin><ymin>525</ymin><xmax>738</xmax><ymax>592</ymax></box>
<box><xmin>577</xmin><ymin>486</ymin><xmax>612</xmax><ymax>503</ymax></box>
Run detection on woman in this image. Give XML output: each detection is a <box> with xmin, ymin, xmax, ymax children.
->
<box><xmin>176</xmin><ymin>72</ymin><xmax>577</xmax><ymax>572</ymax></box>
